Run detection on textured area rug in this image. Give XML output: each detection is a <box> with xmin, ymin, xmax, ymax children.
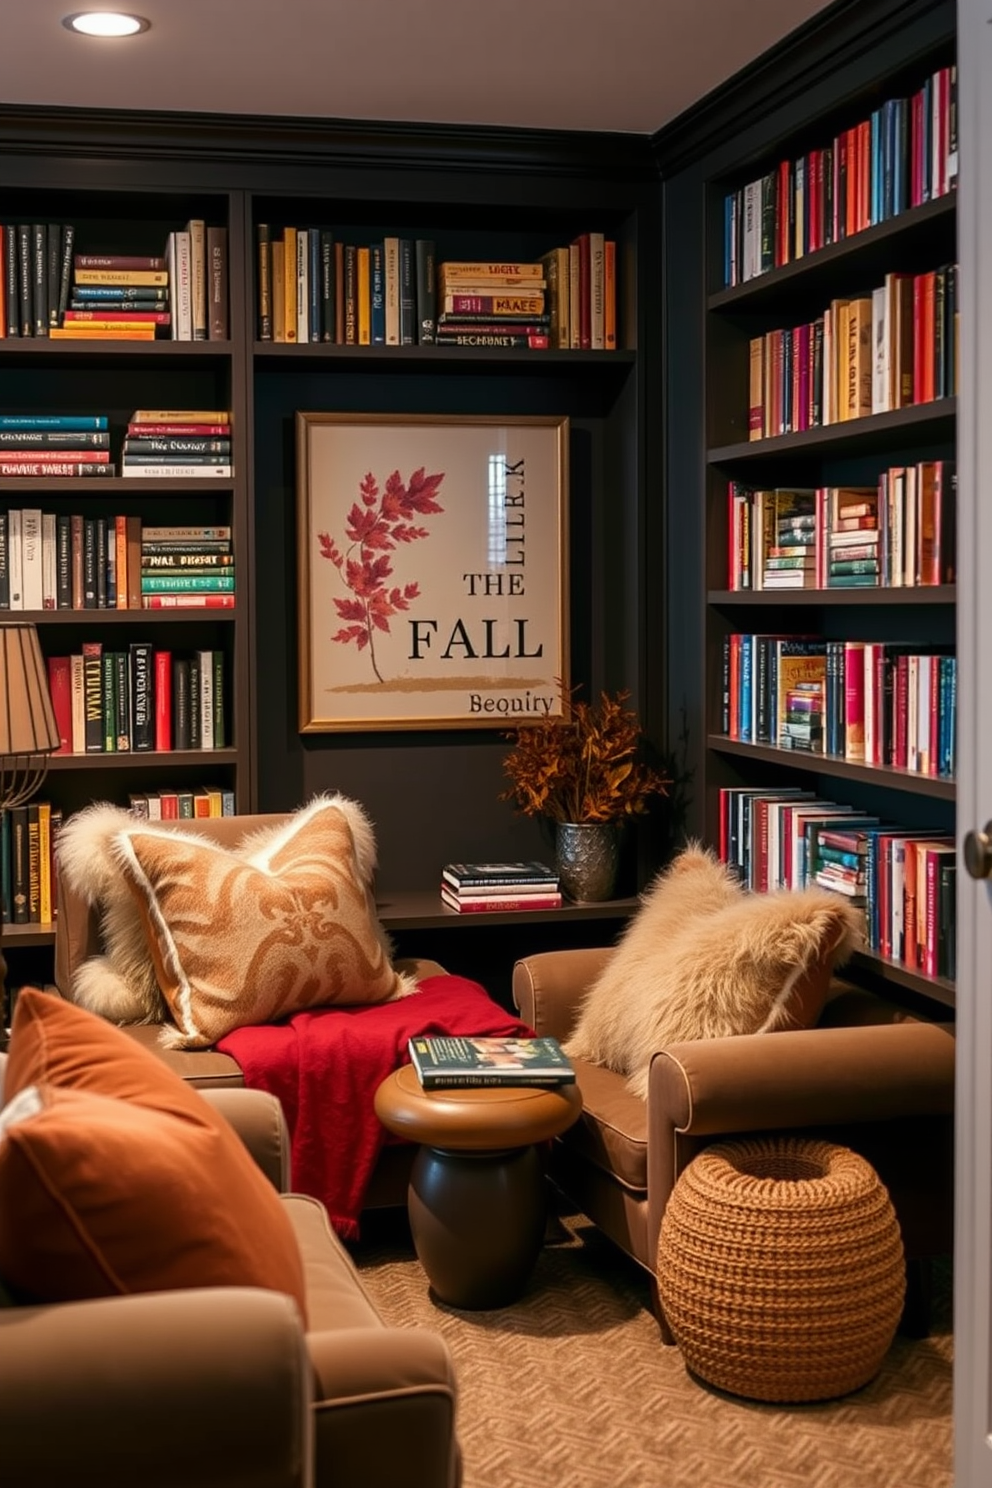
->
<box><xmin>352</xmin><ymin>1203</ymin><xmax>952</xmax><ymax>1488</ymax></box>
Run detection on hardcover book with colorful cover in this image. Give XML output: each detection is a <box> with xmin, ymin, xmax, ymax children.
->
<box><xmin>407</xmin><ymin>1034</ymin><xmax>575</xmax><ymax>1089</ymax></box>
<box><xmin>442</xmin><ymin>860</ymin><xmax>558</xmax><ymax>890</ymax></box>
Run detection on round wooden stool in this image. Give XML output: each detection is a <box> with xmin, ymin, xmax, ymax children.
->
<box><xmin>374</xmin><ymin>1065</ymin><xmax>582</xmax><ymax>1309</ymax></box>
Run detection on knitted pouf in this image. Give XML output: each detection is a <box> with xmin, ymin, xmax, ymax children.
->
<box><xmin>656</xmin><ymin>1137</ymin><xmax>906</xmax><ymax>1402</ymax></box>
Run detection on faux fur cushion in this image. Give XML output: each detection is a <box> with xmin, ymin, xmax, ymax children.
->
<box><xmin>563</xmin><ymin>844</ymin><xmax>862</xmax><ymax>1098</ymax></box>
<box><xmin>57</xmin><ymin>794</ymin><xmax>415</xmax><ymax>1048</ymax></box>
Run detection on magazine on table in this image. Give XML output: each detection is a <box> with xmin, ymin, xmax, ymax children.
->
<box><xmin>407</xmin><ymin>1033</ymin><xmax>576</xmax><ymax>1088</ymax></box>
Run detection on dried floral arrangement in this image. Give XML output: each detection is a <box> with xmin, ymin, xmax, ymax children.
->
<box><xmin>501</xmin><ymin>685</ymin><xmax>670</xmax><ymax>824</ymax></box>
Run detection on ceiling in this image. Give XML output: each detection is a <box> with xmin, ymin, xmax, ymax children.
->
<box><xmin>6</xmin><ymin>0</ymin><xmax>835</xmax><ymax>137</ymax></box>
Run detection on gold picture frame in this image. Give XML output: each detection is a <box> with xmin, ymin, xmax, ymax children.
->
<box><xmin>296</xmin><ymin>411</ymin><xmax>570</xmax><ymax>732</ymax></box>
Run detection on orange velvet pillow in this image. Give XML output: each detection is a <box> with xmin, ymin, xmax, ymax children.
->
<box><xmin>0</xmin><ymin>988</ymin><xmax>307</xmax><ymax>1318</ymax></box>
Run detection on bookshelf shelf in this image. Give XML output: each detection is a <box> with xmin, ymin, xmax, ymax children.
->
<box><xmin>253</xmin><ymin>342</ymin><xmax>636</xmax><ymax>369</ymax></box>
<box><xmin>709</xmin><ymin>586</ymin><xmax>955</xmax><ymax>607</ymax></box>
<box><xmin>706</xmin><ymin>735</ymin><xmax>956</xmax><ymax>798</ymax></box>
<box><xmin>708</xmin><ymin>399</ymin><xmax>957</xmax><ymax>467</ymax></box>
<box><xmin>848</xmin><ymin>946</ymin><xmax>955</xmax><ymax>1010</ymax></box>
<box><xmin>15</xmin><ymin>607</ymin><xmax>237</xmax><ymax>626</ymax></box>
<box><xmin>45</xmin><ymin>748</ymin><xmax>238</xmax><ymax>773</ymax></box>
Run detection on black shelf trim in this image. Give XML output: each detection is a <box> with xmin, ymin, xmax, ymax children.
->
<box><xmin>253</xmin><ymin>343</ymin><xmax>636</xmax><ymax>368</ymax></box>
<box><xmin>708</xmin><ymin>398</ymin><xmax>956</xmax><ymax>465</ymax></box>
<box><xmin>849</xmin><ymin>946</ymin><xmax>955</xmax><ymax>1009</ymax></box>
<box><xmin>46</xmin><ymin>748</ymin><xmax>238</xmax><ymax>772</ymax></box>
<box><xmin>706</xmin><ymin>734</ymin><xmax>955</xmax><ymax>799</ymax></box>
<box><xmin>0</xmin><ymin>340</ymin><xmax>231</xmax><ymax>360</ymax></box>
<box><xmin>0</xmin><ymin>478</ymin><xmax>235</xmax><ymax>494</ymax></box>
<box><xmin>24</xmin><ymin>608</ymin><xmax>236</xmax><ymax>625</ymax></box>
<box><xmin>709</xmin><ymin>585</ymin><xmax>955</xmax><ymax>607</ymax></box>
<box><xmin>707</xmin><ymin>192</ymin><xmax>956</xmax><ymax>312</ymax></box>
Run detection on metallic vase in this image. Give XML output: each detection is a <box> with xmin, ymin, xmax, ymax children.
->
<box><xmin>555</xmin><ymin>822</ymin><xmax>620</xmax><ymax>903</ymax></box>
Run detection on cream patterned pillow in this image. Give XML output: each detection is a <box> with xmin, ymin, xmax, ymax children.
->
<box><xmin>57</xmin><ymin>794</ymin><xmax>414</xmax><ymax>1047</ymax></box>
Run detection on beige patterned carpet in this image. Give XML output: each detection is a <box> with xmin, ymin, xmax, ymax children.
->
<box><xmin>352</xmin><ymin>1202</ymin><xmax>953</xmax><ymax>1488</ymax></box>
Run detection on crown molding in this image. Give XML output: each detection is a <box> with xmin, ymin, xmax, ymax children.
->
<box><xmin>651</xmin><ymin>0</ymin><xmax>955</xmax><ymax>177</ymax></box>
<box><xmin>0</xmin><ymin>103</ymin><xmax>657</xmax><ymax>184</ymax></box>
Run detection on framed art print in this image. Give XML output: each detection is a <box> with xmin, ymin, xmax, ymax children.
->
<box><xmin>296</xmin><ymin>412</ymin><xmax>569</xmax><ymax>731</ymax></box>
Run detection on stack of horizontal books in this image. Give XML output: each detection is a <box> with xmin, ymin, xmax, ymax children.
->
<box><xmin>440</xmin><ymin>860</ymin><xmax>562</xmax><ymax>913</ymax></box>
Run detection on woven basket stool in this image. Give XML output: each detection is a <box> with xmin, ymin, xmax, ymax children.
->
<box><xmin>656</xmin><ymin>1136</ymin><xmax>906</xmax><ymax>1402</ymax></box>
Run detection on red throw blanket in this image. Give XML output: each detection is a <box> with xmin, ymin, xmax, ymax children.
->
<box><xmin>217</xmin><ymin>975</ymin><xmax>531</xmax><ymax>1240</ymax></box>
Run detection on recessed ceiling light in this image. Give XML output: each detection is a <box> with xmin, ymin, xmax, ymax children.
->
<box><xmin>62</xmin><ymin>12</ymin><xmax>150</xmax><ymax>37</ymax></box>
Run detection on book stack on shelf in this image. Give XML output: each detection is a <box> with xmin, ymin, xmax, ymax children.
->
<box><xmin>121</xmin><ymin>409</ymin><xmax>232</xmax><ymax>480</ymax></box>
<box><xmin>46</xmin><ymin>643</ymin><xmax>228</xmax><ymax>756</ymax></box>
<box><xmin>436</xmin><ymin>259</ymin><xmax>550</xmax><ymax>349</ymax></box>
<box><xmin>727</xmin><ymin>461</ymin><xmax>956</xmax><ymax>591</ymax></box>
<box><xmin>440</xmin><ymin>860</ymin><xmax>562</xmax><ymax>914</ymax></box>
<box><xmin>58</xmin><ymin>251</ymin><xmax>171</xmax><ymax>341</ymax></box>
<box><xmin>407</xmin><ymin>1033</ymin><xmax>575</xmax><ymax>1089</ymax></box>
<box><xmin>718</xmin><ymin>787</ymin><xmax>956</xmax><ymax>983</ymax></box>
<box><xmin>722</xmin><ymin>632</ymin><xmax>956</xmax><ymax>776</ymax></box>
<box><xmin>0</xmin><ymin>413</ymin><xmax>114</xmax><ymax>478</ymax></box>
<box><xmin>0</xmin><ymin>223</ymin><xmax>75</xmax><ymax>338</ymax></box>
<box><xmin>723</xmin><ymin>61</ymin><xmax>957</xmax><ymax>287</ymax></box>
<box><xmin>141</xmin><ymin>523</ymin><xmax>234</xmax><ymax>609</ymax></box>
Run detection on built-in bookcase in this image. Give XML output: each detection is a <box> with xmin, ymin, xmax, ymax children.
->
<box><xmin>700</xmin><ymin>26</ymin><xmax>958</xmax><ymax>1011</ymax></box>
<box><xmin>0</xmin><ymin>127</ymin><xmax>661</xmax><ymax>979</ymax></box>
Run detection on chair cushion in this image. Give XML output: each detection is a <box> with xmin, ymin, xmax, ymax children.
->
<box><xmin>0</xmin><ymin>989</ymin><xmax>308</xmax><ymax>1318</ymax></box>
<box><xmin>564</xmin><ymin>845</ymin><xmax>862</xmax><ymax>1099</ymax></box>
<box><xmin>565</xmin><ymin>1058</ymin><xmax>648</xmax><ymax>1191</ymax></box>
<box><xmin>59</xmin><ymin>793</ymin><xmax>414</xmax><ymax>1048</ymax></box>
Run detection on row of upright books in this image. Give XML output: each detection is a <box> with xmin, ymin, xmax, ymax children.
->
<box><xmin>255</xmin><ymin>234</ymin><xmax>618</xmax><ymax>351</ymax></box>
<box><xmin>721</xmin><ymin>634</ymin><xmax>956</xmax><ymax>777</ymax></box>
<box><xmin>746</xmin><ymin>264</ymin><xmax>958</xmax><ymax>442</ymax></box>
<box><xmin>46</xmin><ymin>645</ymin><xmax>228</xmax><ymax>756</ymax></box>
<box><xmin>1</xmin><ymin>800</ymin><xmax>61</xmax><ymax>926</ymax></box>
<box><xmin>128</xmin><ymin>785</ymin><xmax>236</xmax><ymax>820</ymax></box>
<box><xmin>440</xmin><ymin>861</ymin><xmax>562</xmax><ymax>913</ymax></box>
<box><xmin>718</xmin><ymin>788</ymin><xmax>956</xmax><ymax>981</ymax></box>
<box><xmin>723</xmin><ymin>62</ymin><xmax>957</xmax><ymax>287</ymax></box>
<box><xmin>0</xmin><ymin>227</ymin><xmax>228</xmax><ymax>341</ymax></box>
<box><xmin>0</xmin><ymin>515</ymin><xmax>234</xmax><ymax>611</ymax></box>
<box><xmin>727</xmin><ymin>466</ymin><xmax>956</xmax><ymax>592</ymax></box>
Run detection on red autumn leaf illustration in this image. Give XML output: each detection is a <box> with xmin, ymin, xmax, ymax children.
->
<box><xmin>318</xmin><ymin>466</ymin><xmax>445</xmax><ymax>682</ymax></box>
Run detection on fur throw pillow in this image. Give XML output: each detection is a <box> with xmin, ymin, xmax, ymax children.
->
<box><xmin>56</xmin><ymin>794</ymin><xmax>415</xmax><ymax>1046</ymax></box>
<box><xmin>563</xmin><ymin>844</ymin><xmax>862</xmax><ymax>1098</ymax></box>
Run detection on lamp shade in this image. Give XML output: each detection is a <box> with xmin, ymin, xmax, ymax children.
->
<box><xmin>0</xmin><ymin>624</ymin><xmax>61</xmax><ymax>757</ymax></box>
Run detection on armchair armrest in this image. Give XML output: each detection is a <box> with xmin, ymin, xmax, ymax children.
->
<box><xmin>650</xmin><ymin>1020</ymin><xmax>955</xmax><ymax>1137</ymax></box>
<box><xmin>0</xmin><ymin>1287</ymin><xmax>312</xmax><ymax>1488</ymax></box>
<box><xmin>512</xmin><ymin>948</ymin><xmax>615</xmax><ymax>1041</ymax></box>
<box><xmin>203</xmin><ymin>1086</ymin><xmax>291</xmax><ymax>1191</ymax></box>
<box><xmin>645</xmin><ymin>1021</ymin><xmax>955</xmax><ymax>1264</ymax></box>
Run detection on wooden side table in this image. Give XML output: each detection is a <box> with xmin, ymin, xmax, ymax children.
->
<box><xmin>374</xmin><ymin>1065</ymin><xmax>582</xmax><ymax>1309</ymax></box>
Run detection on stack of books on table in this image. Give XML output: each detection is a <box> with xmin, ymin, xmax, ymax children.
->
<box><xmin>407</xmin><ymin>1034</ymin><xmax>575</xmax><ymax>1088</ymax></box>
<box><xmin>440</xmin><ymin>861</ymin><xmax>562</xmax><ymax>913</ymax></box>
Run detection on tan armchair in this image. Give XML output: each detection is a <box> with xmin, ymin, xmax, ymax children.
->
<box><xmin>513</xmin><ymin>947</ymin><xmax>955</xmax><ymax>1340</ymax></box>
<box><xmin>0</xmin><ymin>1059</ymin><xmax>461</xmax><ymax>1488</ymax></box>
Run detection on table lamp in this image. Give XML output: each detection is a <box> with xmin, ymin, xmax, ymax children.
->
<box><xmin>0</xmin><ymin>622</ymin><xmax>61</xmax><ymax>1026</ymax></box>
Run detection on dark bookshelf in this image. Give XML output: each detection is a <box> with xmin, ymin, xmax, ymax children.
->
<box><xmin>660</xmin><ymin>0</ymin><xmax>959</xmax><ymax>1015</ymax></box>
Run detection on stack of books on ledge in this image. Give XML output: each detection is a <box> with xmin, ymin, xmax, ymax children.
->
<box><xmin>407</xmin><ymin>1034</ymin><xmax>575</xmax><ymax>1089</ymax></box>
<box><xmin>440</xmin><ymin>860</ymin><xmax>562</xmax><ymax>913</ymax></box>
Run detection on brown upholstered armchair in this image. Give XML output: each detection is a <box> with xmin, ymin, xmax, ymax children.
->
<box><xmin>0</xmin><ymin>1056</ymin><xmax>461</xmax><ymax>1488</ymax></box>
<box><xmin>513</xmin><ymin>947</ymin><xmax>955</xmax><ymax>1340</ymax></box>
